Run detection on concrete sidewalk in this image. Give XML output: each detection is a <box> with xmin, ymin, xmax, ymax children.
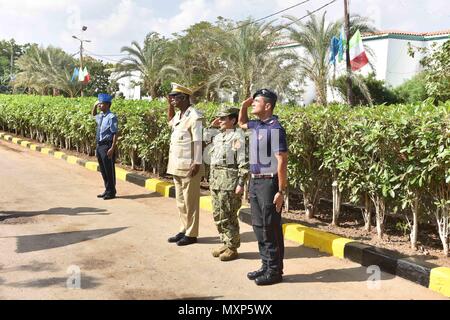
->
<box><xmin>0</xmin><ymin>139</ymin><xmax>447</xmax><ymax>300</ymax></box>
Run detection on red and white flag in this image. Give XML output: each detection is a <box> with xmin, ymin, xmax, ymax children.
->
<box><xmin>349</xmin><ymin>30</ymin><xmax>369</xmax><ymax>71</ymax></box>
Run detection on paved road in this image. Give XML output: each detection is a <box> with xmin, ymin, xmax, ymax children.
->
<box><xmin>0</xmin><ymin>139</ymin><xmax>446</xmax><ymax>300</ymax></box>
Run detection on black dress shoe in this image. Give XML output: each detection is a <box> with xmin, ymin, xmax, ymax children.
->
<box><xmin>97</xmin><ymin>192</ymin><xmax>106</xmax><ymax>198</ymax></box>
<box><xmin>168</xmin><ymin>232</ymin><xmax>185</xmax><ymax>243</ymax></box>
<box><xmin>103</xmin><ymin>194</ymin><xmax>116</xmax><ymax>200</ymax></box>
<box><xmin>176</xmin><ymin>236</ymin><xmax>197</xmax><ymax>246</ymax></box>
<box><xmin>254</xmin><ymin>270</ymin><xmax>282</xmax><ymax>286</ymax></box>
<box><xmin>247</xmin><ymin>267</ymin><xmax>267</xmax><ymax>280</ymax></box>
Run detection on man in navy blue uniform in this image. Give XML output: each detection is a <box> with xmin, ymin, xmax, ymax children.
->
<box><xmin>91</xmin><ymin>93</ymin><xmax>118</xmax><ymax>200</ymax></box>
<box><xmin>238</xmin><ymin>89</ymin><xmax>288</xmax><ymax>286</ymax></box>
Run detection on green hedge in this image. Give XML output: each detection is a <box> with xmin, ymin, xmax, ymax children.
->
<box><xmin>0</xmin><ymin>94</ymin><xmax>448</xmax><ymax>252</ymax></box>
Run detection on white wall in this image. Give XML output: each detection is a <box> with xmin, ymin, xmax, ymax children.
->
<box><xmin>352</xmin><ymin>34</ymin><xmax>447</xmax><ymax>88</ymax></box>
<box><xmin>110</xmin><ymin>71</ymin><xmax>141</xmax><ymax>100</ymax></box>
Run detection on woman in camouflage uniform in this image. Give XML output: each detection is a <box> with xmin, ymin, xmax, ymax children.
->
<box><xmin>208</xmin><ymin>106</ymin><xmax>248</xmax><ymax>261</ymax></box>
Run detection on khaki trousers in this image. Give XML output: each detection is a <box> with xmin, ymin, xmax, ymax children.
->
<box><xmin>173</xmin><ymin>171</ymin><xmax>201</xmax><ymax>237</ymax></box>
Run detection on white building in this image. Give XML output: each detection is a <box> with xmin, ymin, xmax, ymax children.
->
<box><xmin>110</xmin><ymin>70</ymin><xmax>141</xmax><ymax>100</ymax></box>
<box><xmin>360</xmin><ymin>30</ymin><xmax>449</xmax><ymax>87</ymax></box>
<box><xmin>274</xmin><ymin>29</ymin><xmax>450</xmax><ymax>105</ymax></box>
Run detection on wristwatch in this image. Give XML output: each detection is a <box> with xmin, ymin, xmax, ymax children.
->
<box><xmin>278</xmin><ymin>189</ymin><xmax>286</xmax><ymax>196</ymax></box>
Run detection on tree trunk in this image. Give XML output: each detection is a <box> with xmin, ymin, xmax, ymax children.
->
<box><xmin>371</xmin><ymin>194</ymin><xmax>385</xmax><ymax>240</ymax></box>
<box><xmin>130</xmin><ymin>149</ymin><xmax>136</xmax><ymax>170</ymax></box>
<box><xmin>243</xmin><ymin>179</ymin><xmax>249</xmax><ymax>206</ymax></box>
<box><xmin>331</xmin><ymin>180</ymin><xmax>341</xmax><ymax>226</ymax></box>
<box><xmin>435</xmin><ymin>206</ymin><xmax>449</xmax><ymax>257</ymax></box>
<box><xmin>363</xmin><ymin>192</ymin><xmax>372</xmax><ymax>232</ymax></box>
<box><xmin>304</xmin><ymin>193</ymin><xmax>316</xmax><ymax>219</ymax></box>
<box><xmin>284</xmin><ymin>185</ymin><xmax>290</xmax><ymax>213</ymax></box>
<box><xmin>410</xmin><ymin>196</ymin><xmax>419</xmax><ymax>250</ymax></box>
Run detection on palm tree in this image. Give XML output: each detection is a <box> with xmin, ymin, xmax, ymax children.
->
<box><xmin>285</xmin><ymin>12</ymin><xmax>376</xmax><ymax>106</ymax></box>
<box><xmin>209</xmin><ymin>19</ymin><xmax>298</xmax><ymax>101</ymax></box>
<box><xmin>14</xmin><ymin>45</ymin><xmax>79</xmax><ymax>97</ymax></box>
<box><xmin>115</xmin><ymin>32</ymin><xmax>178</xmax><ymax>98</ymax></box>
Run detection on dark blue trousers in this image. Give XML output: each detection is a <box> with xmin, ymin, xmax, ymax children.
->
<box><xmin>96</xmin><ymin>141</ymin><xmax>116</xmax><ymax>196</ymax></box>
<box><xmin>249</xmin><ymin>177</ymin><xmax>284</xmax><ymax>274</ymax></box>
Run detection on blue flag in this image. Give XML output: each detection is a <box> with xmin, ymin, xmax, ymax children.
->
<box><xmin>71</xmin><ymin>67</ymin><xmax>79</xmax><ymax>82</ymax></box>
<box><xmin>329</xmin><ymin>36</ymin><xmax>339</xmax><ymax>65</ymax></box>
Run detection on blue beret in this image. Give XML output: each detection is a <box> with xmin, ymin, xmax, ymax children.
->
<box><xmin>98</xmin><ymin>93</ymin><xmax>113</xmax><ymax>103</ymax></box>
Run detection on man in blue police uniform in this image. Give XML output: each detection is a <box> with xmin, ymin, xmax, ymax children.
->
<box><xmin>238</xmin><ymin>89</ymin><xmax>288</xmax><ymax>286</ymax></box>
<box><xmin>91</xmin><ymin>93</ymin><xmax>118</xmax><ymax>200</ymax></box>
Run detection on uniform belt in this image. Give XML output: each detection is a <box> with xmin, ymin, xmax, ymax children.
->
<box><xmin>97</xmin><ymin>140</ymin><xmax>112</xmax><ymax>146</ymax></box>
<box><xmin>211</xmin><ymin>165</ymin><xmax>238</xmax><ymax>169</ymax></box>
<box><xmin>251</xmin><ymin>173</ymin><xmax>277</xmax><ymax>179</ymax></box>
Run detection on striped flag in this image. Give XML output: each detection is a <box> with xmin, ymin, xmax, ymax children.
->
<box><xmin>349</xmin><ymin>30</ymin><xmax>369</xmax><ymax>71</ymax></box>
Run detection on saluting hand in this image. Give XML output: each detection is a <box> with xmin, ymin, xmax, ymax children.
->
<box><xmin>211</xmin><ymin>117</ymin><xmax>221</xmax><ymax>128</ymax></box>
<box><xmin>241</xmin><ymin>97</ymin><xmax>253</xmax><ymax>108</ymax></box>
<box><xmin>273</xmin><ymin>192</ymin><xmax>284</xmax><ymax>213</ymax></box>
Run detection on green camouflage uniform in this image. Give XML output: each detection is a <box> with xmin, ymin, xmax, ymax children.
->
<box><xmin>209</xmin><ymin>109</ymin><xmax>248</xmax><ymax>250</ymax></box>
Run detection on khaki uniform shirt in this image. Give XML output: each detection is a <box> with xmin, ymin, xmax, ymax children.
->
<box><xmin>167</xmin><ymin>106</ymin><xmax>205</xmax><ymax>177</ymax></box>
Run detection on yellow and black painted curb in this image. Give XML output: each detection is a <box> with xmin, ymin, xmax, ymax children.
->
<box><xmin>237</xmin><ymin>209</ymin><xmax>450</xmax><ymax>298</ymax></box>
<box><xmin>0</xmin><ymin>132</ymin><xmax>176</xmax><ymax>198</ymax></box>
<box><xmin>1</xmin><ymin>131</ymin><xmax>449</xmax><ymax>298</ymax></box>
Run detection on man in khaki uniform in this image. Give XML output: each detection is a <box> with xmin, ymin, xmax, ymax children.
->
<box><xmin>166</xmin><ymin>83</ymin><xmax>205</xmax><ymax>246</ymax></box>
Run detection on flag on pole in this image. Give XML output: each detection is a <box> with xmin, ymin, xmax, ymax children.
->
<box><xmin>349</xmin><ymin>30</ymin><xmax>369</xmax><ymax>71</ymax></box>
<box><xmin>71</xmin><ymin>67</ymin><xmax>79</xmax><ymax>82</ymax></box>
<box><xmin>329</xmin><ymin>36</ymin><xmax>339</xmax><ymax>65</ymax></box>
<box><xmin>78</xmin><ymin>67</ymin><xmax>85</xmax><ymax>82</ymax></box>
<box><xmin>82</xmin><ymin>67</ymin><xmax>90</xmax><ymax>83</ymax></box>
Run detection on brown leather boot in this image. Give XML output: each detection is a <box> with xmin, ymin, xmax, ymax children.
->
<box><xmin>219</xmin><ymin>248</ymin><xmax>238</xmax><ymax>261</ymax></box>
<box><xmin>212</xmin><ymin>245</ymin><xmax>228</xmax><ymax>258</ymax></box>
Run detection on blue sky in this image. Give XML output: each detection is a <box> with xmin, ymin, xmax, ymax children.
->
<box><xmin>0</xmin><ymin>0</ymin><xmax>448</xmax><ymax>62</ymax></box>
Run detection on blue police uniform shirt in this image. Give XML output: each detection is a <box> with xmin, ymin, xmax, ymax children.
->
<box><xmin>248</xmin><ymin>115</ymin><xmax>287</xmax><ymax>174</ymax></box>
<box><xmin>95</xmin><ymin>110</ymin><xmax>118</xmax><ymax>143</ymax></box>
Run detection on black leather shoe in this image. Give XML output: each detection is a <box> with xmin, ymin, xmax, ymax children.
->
<box><xmin>247</xmin><ymin>267</ymin><xmax>267</xmax><ymax>280</ymax></box>
<box><xmin>176</xmin><ymin>236</ymin><xmax>197</xmax><ymax>246</ymax></box>
<box><xmin>103</xmin><ymin>194</ymin><xmax>116</xmax><ymax>200</ymax></box>
<box><xmin>97</xmin><ymin>192</ymin><xmax>106</xmax><ymax>198</ymax></box>
<box><xmin>254</xmin><ymin>270</ymin><xmax>282</xmax><ymax>286</ymax></box>
<box><xmin>168</xmin><ymin>232</ymin><xmax>185</xmax><ymax>243</ymax></box>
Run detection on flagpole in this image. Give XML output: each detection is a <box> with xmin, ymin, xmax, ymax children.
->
<box><xmin>72</xmin><ymin>31</ymin><xmax>91</xmax><ymax>97</ymax></box>
<box><xmin>344</xmin><ymin>0</ymin><xmax>354</xmax><ymax>106</ymax></box>
<box><xmin>79</xmin><ymin>41</ymin><xmax>84</xmax><ymax>97</ymax></box>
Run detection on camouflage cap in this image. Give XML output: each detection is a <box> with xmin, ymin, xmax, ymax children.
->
<box><xmin>216</xmin><ymin>105</ymin><xmax>240</xmax><ymax>117</ymax></box>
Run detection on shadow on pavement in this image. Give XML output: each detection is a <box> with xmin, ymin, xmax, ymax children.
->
<box><xmin>0</xmin><ymin>207</ymin><xmax>110</xmax><ymax>222</ymax></box>
<box><xmin>0</xmin><ymin>260</ymin><xmax>58</xmax><ymax>273</ymax></box>
<box><xmin>239</xmin><ymin>246</ymin><xmax>327</xmax><ymax>261</ymax></box>
<box><xmin>13</xmin><ymin>227</ymin><xmax>128</xmax><ymax>253</ymax></box>
<box><xmin>116</xmin><ymin>193</ymin><xmax>161</xmax><ymax>200</ymax></box>
<box><xmin>283</xmin><ymin>266</ymin><xmax>395</xmax><ymax>283</ymax></box>
<box><xmin>6</xmin><ymin>275</ymin><xmax>101</xmax><ymax>289</ymax></box>
<box><xmin>198</xmin><ymin>231</ymin><xmax>256</xmax><ymax>245</ymax></box>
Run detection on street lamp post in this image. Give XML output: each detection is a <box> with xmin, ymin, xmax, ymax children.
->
<box><xmin>72</xmin><ymin>32</ymin><xmax>91</xmax><ymax>97</ymax></box>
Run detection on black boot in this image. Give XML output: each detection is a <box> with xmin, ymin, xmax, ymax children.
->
<box><xmin>247</xmin><ymin>267</ymin><xmax>267</xmax><ymax>280</ymax></box>
<box><xmin>254</xmin><ymin>270</ymin><xmax>282</xmax><ymax>286</ymax></box>
<box><xmin>168</xmin><ymin>232</ymin><xmax>185</xmax><ymax>243</ymax></box>
<box><xmin>176</xmin><ymin>236</ymin><xmax>197</xmax><ymax>246</ymax></box>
